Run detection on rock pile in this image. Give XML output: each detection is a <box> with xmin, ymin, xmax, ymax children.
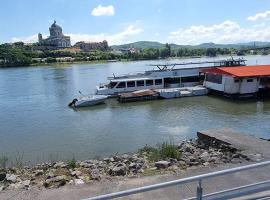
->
<box><xmin>0</xmin><ymin>138</ymin><xmax>260</xmax><ymax>191</ymax></box>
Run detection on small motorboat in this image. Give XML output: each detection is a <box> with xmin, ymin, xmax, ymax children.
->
<box><xmin>68</xmin><ymin>95</ymin><xmax>107</xmax><ymax>107</ymax></box>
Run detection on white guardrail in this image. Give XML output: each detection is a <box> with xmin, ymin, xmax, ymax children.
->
<box><xmin>83</xmin><ymin>160</ymin><xmax>270</xmax><ymax>200</ymax></box>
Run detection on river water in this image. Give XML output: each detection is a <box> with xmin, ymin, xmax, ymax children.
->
<box><xmin>0</xmin><ymin>55</ymin><xmax>270</xmax><ymax>164</ymax></box>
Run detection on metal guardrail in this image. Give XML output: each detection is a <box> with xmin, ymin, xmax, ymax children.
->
<box><xmin>83</xmin><ymin>161</ymin><xmax>270</xmax><ymax>200</ymax></box>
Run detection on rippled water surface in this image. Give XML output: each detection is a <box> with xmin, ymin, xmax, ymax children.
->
<box><xmin>0</xmin><ymin>55</ymin><xmax>270</xmax><ymax>163</ymax></box>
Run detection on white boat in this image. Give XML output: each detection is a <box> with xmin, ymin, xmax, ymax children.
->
<box><xmin>68</xmin><ymin>95</ymin><xmax>107</xmax><ymax>107</ymax></box>
<box><xmin>96</xmin><ymin>59</ymin><xmax>246</xmax><ymax>96</ymax></box>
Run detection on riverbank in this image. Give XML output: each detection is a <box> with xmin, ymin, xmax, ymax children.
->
<box><xmin>0</xmin><ymin>54</ymin><xmax>248</xmax><ymax>68</ymax></box>
<box><xmin>0</xmin><ymin>137</ymin><xmax>259</xmax><ymax>191</ymax></box>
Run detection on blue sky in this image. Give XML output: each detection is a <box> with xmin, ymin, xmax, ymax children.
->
<box><xmin>1</xmin><ymin>0</ymin><xmax>270</xmax><ymax>45</ymax></box>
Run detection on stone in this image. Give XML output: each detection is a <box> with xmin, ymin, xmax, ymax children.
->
<box><xmin>47</xmin><ymin>171</ymin><xmax>55</xmax><ymax>179</ymax></box>
<box><xmin>0</xmin><ymin>186</ymin><xmax>4</xmax><ymax>191</ymax></box>
<box><xmin>71</xmin><ymin>170</ymin><xmax>82</xmax><ymax>177</ymax></box>
<box><xmin>247</xmin><ymin>154</ymin><xmax>263</xmax><ymax>162</ymax></box>
<box><xmin>181</xmin><ymin>143</ymin><xmax>195</xmax><ymax>153</ymax></box>
<box><xmin>109</xmin><ymin>164</ymin><xmax>127</xmax><ymax>176</ymax></box>
<box><xmin>90</xmin><ymin>168</ymin><xmax>101</xmax><ymax>180</ymax></box>
<box><xmin>54</xmin><ymin>162</ymin><xmax>67</xmax><ymax>168</ymax></box>
<box><xmin>208</xmin><ymin>156</ymin><xmax>218</xmax><ymax>163</ymax></box>
<box><xmin>190</xmin><ymin>161</ymin><xmax>200</xmax><ymax>166</ymax></box>
<box><xmin>8</xmin><ymin>183</ymin><xmax>24</xmax><ymax>189</ymax></box>
<box><xmin>122</xmin><ymin>154</ymin><xmax>129</xmax><ymax>160</ymax></box>
<box><xmin>129</xmin><ymin>163</ymin><xmax>137</xmax><ymax>169</ymax></box>
<box><xmin>0</xmin><ymin>172</ymin><xmax>6</xmax><ymax>181</ymax></box>
<box><xmin>200</xmin><ymin>152</ymin><xmax>210</xmax><ymax>162</ymax></box>
<box><xmin>169</xmin><ymin>158</ymin><xmax>178</xmax><ymax>165</ymax></box>
<box><xmin>55</xmin><ymin>175</ymin><xmax>68</xmax><ymax>182</ymax></box>
<box><xmin>74</xmin><ymin>179</ymin><xmax>85</xmax><ymax>185</ymax></box>
<box><xmin>154</xmin><ymin>161</ymin><xmax>170</xmax><ymax>169</ymax></box>
<box><xmin>232</xmin><ymin>153</ymin><xmax>240</xmax><ymax>159</ymax></box>
<box><xmin>34</xmin><ymin>169</ymin><xmax>43</xmax><ymax>176</ymax></box>
<box><xmin>22</xmin><ymin>180</ymin><xmax>31</xmax><ymax>189</ymax></box>
<box><xmin>231</xmin><ymin>158</ymin><xmax>242</xmax><ymax>164</ymax></box>
<box><xmin>6</xmin><ymin>174</ymin><xmax>17</xmax><ymax>183</ymax></box>
<box><xmin>44</xmin><ymin>175</ymin><xmax>68</xmax><ymax>188</ymax></box>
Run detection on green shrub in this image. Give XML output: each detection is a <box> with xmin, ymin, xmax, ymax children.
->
<box><xmin>67</xmin><ymin>157</ymin><xmax>76</xmax><ymax>169</ymax></box>
<box><xmin>139</xmin><ymin>142</ymin><xmax>181</xmax><ymax>162</ymax></box>
<box><xmin>159</xmin><ymin>142</ymin><xmax>181</xmax><ymax>160</ymax></box>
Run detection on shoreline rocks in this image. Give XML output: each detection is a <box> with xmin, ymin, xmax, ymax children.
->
<box><xmin>0</xmin><ymin>138</ymin><xmax>260</xmax><ymax>191</ymax></box>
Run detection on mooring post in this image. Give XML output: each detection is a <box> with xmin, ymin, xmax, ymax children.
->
<box><xmin>197</xmin><ymin>179</ymin><xmax>203</xmax><ymax>200</ymax></box>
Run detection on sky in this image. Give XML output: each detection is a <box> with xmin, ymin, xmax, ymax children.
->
<box><xmin>1</xmin><ymin>0</ymin><xmax>270</xmax><ymax>45</ymax></box>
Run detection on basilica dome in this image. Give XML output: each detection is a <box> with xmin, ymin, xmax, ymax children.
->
<box><xmin>49</xmin><ymin>21</ymin><xmax>63</xmax><ymax>37</ymax></box>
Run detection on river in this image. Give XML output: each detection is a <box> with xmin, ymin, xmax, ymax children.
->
<box><xmin>0</xmin><ymin>55</ymin><xmax>270</xmax><ymax>164</ymax></box>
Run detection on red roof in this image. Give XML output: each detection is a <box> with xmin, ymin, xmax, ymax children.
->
<box><xmin>203</xmin><ymin>65</ymin><xmax>270</xmax><ymax>77</ymax></box>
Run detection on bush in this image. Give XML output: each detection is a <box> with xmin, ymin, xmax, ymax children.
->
<box><xmin>67</xmin><ymin>157</ymin><xmax>76</xmax><ymax>169</ymax></box>
<box><xmin>139</xmin><ymin>142</ymin><xmax>181</xmax><ymax>162</ymax></box>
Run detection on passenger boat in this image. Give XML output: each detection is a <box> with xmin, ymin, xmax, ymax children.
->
<box><xmin>96</xmin><ymin>58</ymin><xmax>246</xmax><ymax>96</ymax></box>
<box><xmin>68</xmin><ymin>95</ymin><xmax>107</xmax><ymax>107</ymax></box>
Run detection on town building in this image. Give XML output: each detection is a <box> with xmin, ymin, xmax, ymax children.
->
<box><xmin>74</xmin><ymin>41</ymin><xmax>109</xmax><ymax>51</ymax></box>
<box><xmin>38</xmin><ymin>21</ymin><xmax>71</xmax><ymax>48</ymax></box>
<box><xmin>203</xmin><ymin>65</ymin><xmax>270</xmax><ymax>97</ymax></box>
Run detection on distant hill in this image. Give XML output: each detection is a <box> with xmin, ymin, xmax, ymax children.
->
<box><xmin>111</xmin><ymin>41</ymin><xmax>165</xmax><ymax>49</ymax></box>
<box><xmin>111</xmin><ymin>41</ymin><xmax>270</xmax><ymax>50</ymax></box>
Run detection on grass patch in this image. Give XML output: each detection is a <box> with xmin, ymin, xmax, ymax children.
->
<box><xmin>0</xmin><ymin>154</ymin><xmax>8</xmax><ymax>169</ymax></box>
<box><xmin>67</xmin><ymin>157</ymin><xmax>77</xmax><ymax>169</ymax></box>
<box><xmin>139</xmin><ymin>142</ymin><xmax>181</xmax><ymax>162</ymax></box>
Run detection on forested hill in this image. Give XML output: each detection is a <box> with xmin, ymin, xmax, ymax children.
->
<box><xmin>111</xmin><ymin>41</ymin><xmax>270</xmax><ymax>50</ymax></box>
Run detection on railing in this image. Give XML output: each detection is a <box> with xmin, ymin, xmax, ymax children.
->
<box><xmin>83</xmin><ymin>160</ymin><xmax>270</xmax><ymax>200</ymax></box>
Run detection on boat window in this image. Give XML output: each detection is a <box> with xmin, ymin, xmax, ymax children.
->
<box><xmin>234</xmin><ymin>79</ymin><xmax>240</xmax><ymax>83</ymax></box>
<box><xmin>127</xmin><ymin>81</ymin><xmax>135</xmax><ymax>87</ymax></box>
<box><xmin>109</xmin><ymin>82</ymin><xmax>117</xmax><ymax>88</ymax></box>
<box><xmin>116</xmin><ymin>82</ymin><xmax>126</xmax><ymax>88</ymax></box>
<box><xmin>137</xmin><ymin>80</ymin><xmax>145</xmax><ymax>86</ymax></box>
<box><xmin>146</xmin><ymin>80</ymin><xmax>153</xmax><ymax>86</ymax></box>
<box><xmin>205</xmin><ymin>74</ymin><xmax>222</xmax><ymax>84</ymax></box>
<box><xmin>181</xmin><ymin>76</ymin><xmax>200</xmax><ymax>83</ymax></box>
<box><xmin>247</xmin><ymin>79</ymin><xmax>253</xmax><ymax>82</ymax></box>
<box><xmin>155</xmin><ymin>79</ymin><xmax>162</xmax><ymax>85</ymax></box>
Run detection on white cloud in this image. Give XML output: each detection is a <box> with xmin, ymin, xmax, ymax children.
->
<box><xmin>11</xmin><ymin>34</ymin><xmax>41</xmax><ymax>43</ymax></box>
<box><xmin>10</xmin><ymin>25</ymin><xmax>143</xmax><ymax>45</ymax></box>
<box><xmin>68</xmin><ymin>25</ymin><xmax>143</xmax><ymax>45</ymax></box>
<box><xmin>91</xmin><ymin>5</ymin><xmax>115</xmax><ymax>16</ymax></box>
<box><xmin>247</xmin><ymin>10</ymin><xmax>270</xmax><ymax>21</ymax></box>
<box><xmin>168</xmin><ymin>20</ymin><xmax>270</xmax><ymax>45</ymax></box>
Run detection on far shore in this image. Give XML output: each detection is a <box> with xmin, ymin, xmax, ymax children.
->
<box><xmin>0</xmin><ymin>54</ymin><xmax>254</xmax><ymax>68</ymax></box>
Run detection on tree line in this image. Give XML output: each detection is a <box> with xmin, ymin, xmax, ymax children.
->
<box><xmin>0</xmin><ymin>42</ymin><xmax>264</xmax><ymax>67</ymax></box>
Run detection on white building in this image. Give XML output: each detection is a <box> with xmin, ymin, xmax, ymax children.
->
<box><xmin>203</xmin><ymin>65</ymin><xmax>270</xmax><ymax>97</ymax></box>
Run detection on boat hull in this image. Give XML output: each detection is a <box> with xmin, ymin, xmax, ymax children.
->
<box><xmin>75</xmin><ymin>98</ymin><xmax>106</xmax><ymax>107</ymax></box>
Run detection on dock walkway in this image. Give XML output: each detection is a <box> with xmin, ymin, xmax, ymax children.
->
<box><xmin>197</xmin><ymin>128</ymin><xmax>270</xmax><ymax>159</ymax></box>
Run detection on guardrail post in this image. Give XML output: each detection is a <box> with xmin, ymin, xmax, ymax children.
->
<box><xmin>197</xmin><ymin>179</ymin><xmax>203</xmax><ymax>200</ymax></box>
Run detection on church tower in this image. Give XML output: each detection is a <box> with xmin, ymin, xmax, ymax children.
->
<box><xmin>38</xmin><ymin>33</ymin><xmax>43</xmax><ymax>43</ymax></box>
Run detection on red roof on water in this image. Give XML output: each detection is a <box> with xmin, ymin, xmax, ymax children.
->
<box><xmin>203</xmin><ymin>65</ymin><xmax>270</xmax><ymax>77</ymax></box>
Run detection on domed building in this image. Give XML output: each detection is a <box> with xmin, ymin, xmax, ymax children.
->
<box><xmin>38</xmin><ymin>21</ymin><xmax>71</xmax><ymax>48</ymax></box>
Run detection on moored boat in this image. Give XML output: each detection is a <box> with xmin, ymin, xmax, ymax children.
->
<box><xmin>96</xmin><ymin>58</ymin><xmax>245</xmax><ymax>96</ymax></box>
<box><xmin>68</xmin><ymin>95</ymin><xmax>107</xmax><ymax>107</ymax></box>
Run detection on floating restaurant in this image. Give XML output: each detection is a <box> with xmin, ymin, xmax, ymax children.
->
<box><xmin>203</xmin><ymin>65</ymin><xmax>270</xmax><ymax>98</ymax></box>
